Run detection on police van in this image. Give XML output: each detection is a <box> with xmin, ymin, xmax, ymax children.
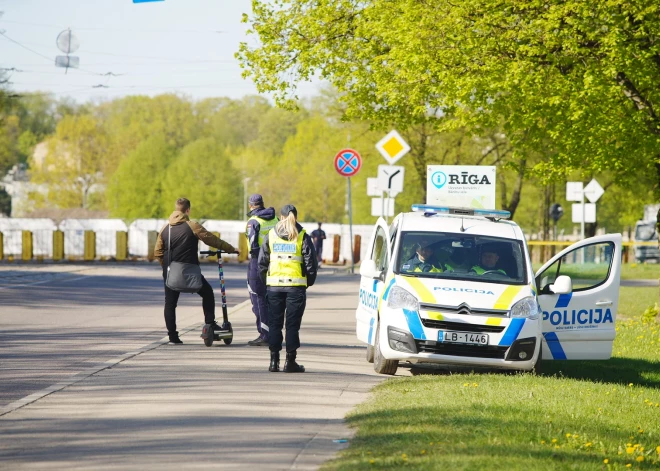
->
<box><xmin>356</xmin><ymin>205</ymin><xmax>621</xmax><ymax>375</ymax></box>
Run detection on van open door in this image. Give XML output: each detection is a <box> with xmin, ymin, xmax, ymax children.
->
<box><xmin>356</xmin><ymin>218</ymin><xmax>391</xmax><ymax>350</ymax></box>
<box><xmin>535</xmin><ymin>234</ymin><xmax>622</xmax><ymax>360</ymax></box>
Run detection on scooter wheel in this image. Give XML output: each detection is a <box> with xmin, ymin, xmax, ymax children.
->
<box><xmin>202</xmin><ymin>324</ymin><xmax>214</xmax><ymax>347</ymax></box>
<box><xmin>223</xmin><ymin>324</ymin><xmax>233</xmax><ymax>345</ymax></box>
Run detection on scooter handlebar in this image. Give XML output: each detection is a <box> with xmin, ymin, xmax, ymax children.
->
<box><xmin>200</xmin><ymin>250</ymin><xmax>240</xmax><ymax>256</ymax></box>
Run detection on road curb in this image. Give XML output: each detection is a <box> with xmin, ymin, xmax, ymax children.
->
<box><xmin>0</xmin><ymin>299</ymin><xmax>252</xmax><ymax>418</ymax></box>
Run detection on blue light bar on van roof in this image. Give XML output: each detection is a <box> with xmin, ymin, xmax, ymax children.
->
<box><xmin>411</xmin><ymin>204</ymin><xmax>511</xmax><ymax>220</ymax></box>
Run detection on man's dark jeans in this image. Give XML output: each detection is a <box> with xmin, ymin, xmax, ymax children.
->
<box><xmin>267</xmin><ymin>288</ymin><xmax>306</xmax><ymax>353</ymax></box>
<box><xmin>164</xmin><ymin>275</ymin><xmax>215</xmax><ymax>335</ymax></box>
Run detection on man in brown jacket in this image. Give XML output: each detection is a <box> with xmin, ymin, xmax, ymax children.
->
<box><xmin>154</xmin><ymin>198</ymin><xmax>238</xmax><ymax>344</ymax></box>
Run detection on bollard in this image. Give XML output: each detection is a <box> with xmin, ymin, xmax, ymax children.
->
<box><xmin>116</xmin><ymin>231</ymin><xmax>128</xmax><ymax>261</ymax></box>
<box><xmin>147</xmin><ymin>231</ymin><xmax>158</xmax><ymax>261</ymax></box>
<box><xmin>207</xmin><ymin>232</ymin><xmax>221</xmax><ymax>262</ymax></box>
<box><xmin>53</xmin><ymin>230</ymin><xmax>64</xmax><ymax>261</ymax></box>
<box><xmin>353</xmin><ymin>234</ymin><xmax>361</xmax><ymax>264</ymax></box>
<box><xmin>84</xmin><ymin>231</ymin><xmax>96</xmax><ymax>261</ymax></box>
<box><xmin>332</xmin><ymin>234</ymin><xmax>341</xmax><ymax>263</ymax></box>
<box><xmin>22</xmin><ymin>231</ymin><xmax>33</xmax><ymax>261</ymax></box>
<box><xmin>0</xmin><ymin>231</ymin><xmax>3</xmax><ymax>260</ymax></box>
<box><xmin>238</xmin><ymin>232</ymin><xmax>248</xmax><ymax>263</ymax></box>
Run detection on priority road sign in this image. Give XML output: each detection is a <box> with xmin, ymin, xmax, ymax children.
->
<box><xmin>583</xmin><ymin>179</ymin><xmax>604</xmax><ymax>203</ymax></box>
<box><xmin>334</xmin><ymin>149</ymin><xmax>362</xmax><ymax>177</ymax></box>
<box><xmin>375</xmin><ymin>130</ymin><xmax>410</xmax><ymax>165</ymax></box>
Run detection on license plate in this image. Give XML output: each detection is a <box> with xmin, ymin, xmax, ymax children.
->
<box><xmin>439</xmin><ymin>331</ymin><xmax>489</xmax><ymax>345</ymax></box>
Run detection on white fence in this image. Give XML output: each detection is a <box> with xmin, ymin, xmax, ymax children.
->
<box><xmin>1</xmin><ymin>218</ymin><xmax>374</xmax><ymax>262</ymax></box>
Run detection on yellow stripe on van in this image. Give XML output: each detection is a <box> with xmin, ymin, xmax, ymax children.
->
<box><xmin>426</xmin><ymin>311</ymin><xmax>444</xmax><ymax>320</ymax></box>
<box><xmin>493</xmin><ymin>286</ymin><xmax>523</xmax><ymax>310</ymax></box>
<box><xmin>485</xmin><ymin>318</ymin><xmax>502</xmax><ymax>326</ymax></box>
<box><xmin>405</xmin><ymin>277</ymin><xmax>436</xmax><ymax>304</ymax></box>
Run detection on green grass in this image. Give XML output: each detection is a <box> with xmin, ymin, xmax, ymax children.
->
<box><xmin>532</xmin><ymin>263</ymin><xmax>660</xmax><ymax>281</ymax></box>
<box><xmin>325</xmin><ymin>287</ymin><xmax>660</xmax><ymax>471</ymax></box>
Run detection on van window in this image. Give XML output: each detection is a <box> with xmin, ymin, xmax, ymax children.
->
<box><xmin>395</xmin><ymin>231</ymin><xmax>527</xmax><ymax>285</ymax></box>
<box><xmin>536</xmin><ymin>242</ymin><xmax>614</xmax><ymax>293</ymax></box>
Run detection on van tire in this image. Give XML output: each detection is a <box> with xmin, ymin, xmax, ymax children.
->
<box><xmin>374</xmin><ymin>321</ymin><xmax>398</xmax><ymax>375</ymax></box>
<box><xmin>366</xmin><ymin>344</ymin><xmax>375</xmax><ymax>363</ymax></box>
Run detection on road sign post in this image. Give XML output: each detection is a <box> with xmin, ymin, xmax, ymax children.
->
<box><xmin>335</xmin><ymin>149</ymin><xmax>362</xmax><ymax>273</ymax></box>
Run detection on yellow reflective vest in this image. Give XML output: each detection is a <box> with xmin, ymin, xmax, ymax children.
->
<box><xmin>246</xmin><ymin>215</ymin><xmax>278</xmax><ymax>247</ymax></box>
<box><xmin>471</xmin><ymin>265</ymin><xmax>506</xmax><ymax>275</ymax></box>
<box><xmin>266</xmin><ymin>229</ymin><xmax>307</xmax><ymax>287</ymax></box>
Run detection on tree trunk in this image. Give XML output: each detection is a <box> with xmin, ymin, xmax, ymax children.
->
<box><xmin>503</xmin><ymin>158</ymin><xmax>526</xmax><ymax>219</ymax></box>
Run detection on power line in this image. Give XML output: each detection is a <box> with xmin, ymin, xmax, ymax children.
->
<box><xmin>0</xmin><ymin>18</ymin><xmax>227</xmax><ymax>34</ymax></box>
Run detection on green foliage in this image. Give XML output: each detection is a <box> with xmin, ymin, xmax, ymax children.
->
<box><xmin>161</xmin><ymin>138</ymin><xmax>241</xmax><ymax>219</ymax></box>
<box><xmin>107</xmin><ymin>136</ymin><xmax>176</xmax><ymax>219</ymax></box>
<box><xmin>239</xmin><ymin>0</ymin><xmax>660</xmax><ymax>185</ymax></box>
<box><xmin>29</xmin><ymin>114</ymin><xmax>107</xmax><ymax>210</ymax></box>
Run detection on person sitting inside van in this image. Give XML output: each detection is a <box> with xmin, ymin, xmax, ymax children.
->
<box><xmin>402</xmin><ymin>239</ymin><xmax>444</xmax><ymax>273</ymax></box>
<box><xmin>444</xmin><ymin>247</ymin><xmax>472</xmax><ymax>273</ymax></box>
<box><xmin>471</xmin><ymin>244</ymin><xmax>507</xmax><ymax>276</ymax></box>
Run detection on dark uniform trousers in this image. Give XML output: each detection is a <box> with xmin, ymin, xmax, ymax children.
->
<box><xmin>163</xmin><ymin>273</ymin><xmax>215</xmax><ymax>334</ymax></box>
<box><xmin>267</xmin><ymin>287</ymin><xmax>306</xmax><ymax>353</ymax></box>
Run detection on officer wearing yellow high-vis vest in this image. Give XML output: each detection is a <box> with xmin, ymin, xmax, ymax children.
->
<box><xmin>258</xmin><ymin>204</ymin><xmax>318</xmax><ymax>373</ymax></box>
<box><xmin>245</xmin><ymin>194</ymin><xmax>278</xmax><ymax>346</ymax></box>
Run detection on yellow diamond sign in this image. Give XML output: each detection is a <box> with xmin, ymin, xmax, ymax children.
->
<box><xmin>376</xmin><ymin>130</ymin><xmax>410</xmax><ymax>165</ymax></box>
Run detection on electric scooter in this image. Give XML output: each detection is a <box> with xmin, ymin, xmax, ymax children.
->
<box><xmin>200</xmin><ymin>250</ymin><xmax>233</xmax><ymax>347</ymax></box>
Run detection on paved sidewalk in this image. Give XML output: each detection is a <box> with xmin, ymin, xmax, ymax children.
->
<box><xmin>0</xmin><ymin>274</ymin><xmax>389</xmax><ymax>470</ymax></box>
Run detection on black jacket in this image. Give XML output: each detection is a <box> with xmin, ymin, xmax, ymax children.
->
<box><xmin>258</xmin><ymin>222</ymin><xmax>318</xmax><ymax>290</ymax></box>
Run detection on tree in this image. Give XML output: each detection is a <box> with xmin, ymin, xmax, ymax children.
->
<box><xmin>239</xmin><ymin>1</ymin><xmax>660</xmax><ymax>186</ymax></box>
<box><xmin>28</xmin><ymin>115</ymin><xmax>107</xmax><ymax>209</ymax></box>
<box><xmin>161</xmin><ymin>138</ymin><xmax>241</xmax><ymax>219</ymax></box>
<box><xmin>107</xmin><ymin>136</ymin><xmax>176</xmax><ymax>218</ymax></box>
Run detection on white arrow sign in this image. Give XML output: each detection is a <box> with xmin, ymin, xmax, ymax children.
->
<box><xmin>583</xmin><ymin>179</ymin><xmax>604</xmax><ymax>203</ymax></box>
<box><xmin>377</xmin><ymin>165</ymin><xmax>405</xmax><ymax>197</ymax></box>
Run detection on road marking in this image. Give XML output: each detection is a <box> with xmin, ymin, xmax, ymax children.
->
<box><xmin>0</xmin><ymin>298</ymin><xmax>252</xmax><ymax>418</ymax></box>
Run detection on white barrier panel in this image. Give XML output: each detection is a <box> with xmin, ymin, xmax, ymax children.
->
<box><xmin>0</xmin><ymin>218</ymin><xmax>56</xmax><ymax>256</ymax></box>
<box><xmin>59</xmin><ymin>219</ymin><xmax>128</xmax><ymax>257</ymax></box>
<box><xmin>129</xmin><ymin>219</ymin><xmax>168</xmax><ymax>257</ymax></box>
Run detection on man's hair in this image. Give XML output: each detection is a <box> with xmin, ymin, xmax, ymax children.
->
<box><xmin>175</xmin><ymin>198</ymin><xmax>191</xmax><ymax>212</ymax></box>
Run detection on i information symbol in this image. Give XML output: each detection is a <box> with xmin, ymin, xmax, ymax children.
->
<box><xmin>376</xmin><ymin>130</ymin><xmax>411</xmax><ymax>165</ymax></box>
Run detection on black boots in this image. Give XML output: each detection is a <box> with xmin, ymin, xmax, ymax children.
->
<box><xmin>269</xmin><ymin>351</ymin><xmax>280</xmax><ymax>372</ymax></box>
<box><xmin>283</xmin><ymin>352</ymin><xmax>305</xmax><ymax>373</ymax></box>
<box><xmin>168</xmin><ymin>334</ymin><xmax>183</xmax><ymax>344</ymax></box>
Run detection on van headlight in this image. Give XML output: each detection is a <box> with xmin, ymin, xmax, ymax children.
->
<box><xmin>387</xmin><ymin>286</ymin><xmax>420</xmax><ymax>312</ymax></box>
<box><xmin>510</xmin><ymin>296</ymin><xmax>540</xmax><ymax>319</ymax></box>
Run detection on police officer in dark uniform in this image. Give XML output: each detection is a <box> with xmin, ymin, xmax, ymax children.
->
<box><xmin>245</xmin><ymin>194</ymin><xmax>278</xmax><ymax>346</ymax></box>
<box><xmin>258</xmin><ymin>204</ymin><xmax>317</xmax><ymax>373</ymax></box>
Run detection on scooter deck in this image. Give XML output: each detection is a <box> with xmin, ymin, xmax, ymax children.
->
<box><xmin>213</xmin><ymin>331</ymin><xmax>233</xmax><ymax>340</ymax></box>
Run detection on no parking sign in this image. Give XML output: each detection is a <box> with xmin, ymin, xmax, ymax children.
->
<box><xmin>334</xmin><ymin>149</ymin><xmax>362</xmax><ymax>178</ymax></box>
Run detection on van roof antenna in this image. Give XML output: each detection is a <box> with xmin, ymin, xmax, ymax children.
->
<box><xmin>460</xmin><ymin>217</ymin><xmax>466</xmax><ymax>233</ymax></box>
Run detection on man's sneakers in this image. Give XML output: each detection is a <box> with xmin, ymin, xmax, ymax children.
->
<box><xmin>247</xmin><ymin>336</ymin><xmax>269</xmax><ymax>347</ymax></box>
<box><xmin>211</xmin><ymin>321</ymin><xmax>225</xmax><ymax>332</ymax></box>
<box><xmin>168</xmin><ymin>335</ymin><xmax>183</xmax><ymax>345</ymax></box>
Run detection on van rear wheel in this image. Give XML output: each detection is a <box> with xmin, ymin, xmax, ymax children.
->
<box><xmin>373</xmin><ymin>321</ymin><xmax>398</xmax><ymax>375</ymax></box>
<box><xmin>366</xmin><ymin>344</ymin><xmax>375</xmax><ymax>363</ymax></box>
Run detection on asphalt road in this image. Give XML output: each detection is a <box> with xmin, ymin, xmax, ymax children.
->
<box><xmin>0</xmin><ymin>263</ymin><xmax>250</xmax><ymax>408</ymax></box>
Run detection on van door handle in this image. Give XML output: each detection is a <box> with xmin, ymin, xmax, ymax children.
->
<box><xmin>595</xmin><ymin>300</ymin><xmax>612</xmax><ymax>306</ymax></box>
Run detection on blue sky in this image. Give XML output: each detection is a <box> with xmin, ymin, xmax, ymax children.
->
<box><xmin>0</xmin><ymin>0</ymin><xmax>320</xmax><ymax>103</ymax></box>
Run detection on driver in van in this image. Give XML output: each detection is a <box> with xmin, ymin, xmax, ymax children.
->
<box><xmin>471</xmin><ymin>244</ymin><xmax>507</xmax><ymax>275</ymax></box>
<box><xmin>402</xmin><ymin>239</ymin><xmax>444</xmax><ymax>273</ymax></box>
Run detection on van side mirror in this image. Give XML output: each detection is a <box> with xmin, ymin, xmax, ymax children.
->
<box><xmin>549</xmin><ymin>275</ymin><xmax>572</xmax><ymax>295</ymax></box>
<box><xmin>359</xmin><ymin>260</ymin><xmax>382</xmax><ymax>279</ymax></box>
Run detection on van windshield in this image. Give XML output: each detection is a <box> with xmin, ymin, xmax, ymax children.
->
<box><xmin>395</xmin><ymin>231</ymin><xmax>527</xmax><ymax>285</ymax></box>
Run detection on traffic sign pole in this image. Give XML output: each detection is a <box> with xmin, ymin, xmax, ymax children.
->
<box><xmin>335</xmin><ymin>147</ymin><xmax>361</xmax><ymax>274</ymax></box>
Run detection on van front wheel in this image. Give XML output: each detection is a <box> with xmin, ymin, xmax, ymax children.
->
<box><xmin>373</xmin><ymin>321</ymin><xmax>398</xmax><ymax>375</ymax></box>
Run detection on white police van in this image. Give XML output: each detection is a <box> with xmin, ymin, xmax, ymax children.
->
<box><xmin>356</xmin><ymin>205</ymin><xmax>622</xmax><ymax>375</ymax></box>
